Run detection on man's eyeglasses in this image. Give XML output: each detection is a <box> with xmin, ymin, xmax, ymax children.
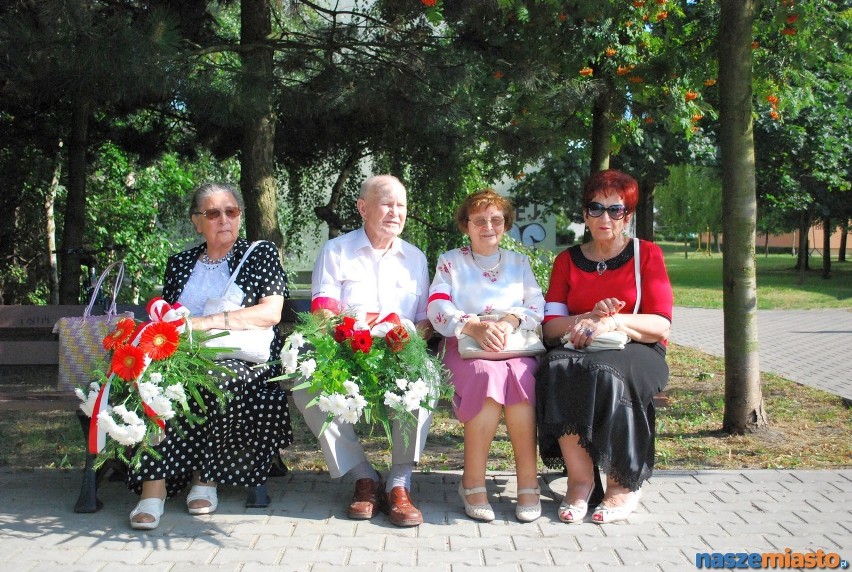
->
<box><xmin>194</xmin><ymin>207</ymin><xmax>242</xmax><ymax>220</ymax></box>
<box><xmin>468</xmin><ymin>216</ymin><xmax>506</xmax><ymax>228</ymax></box>
<box><xmin>585</xmin><ymin>202</ymin><xmax>628</xmax><ymax>220</ymax></box>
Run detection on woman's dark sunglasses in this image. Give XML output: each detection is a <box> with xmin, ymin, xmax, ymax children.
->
<box><xmin>585</xmin><ymin>202</ymin><xmax>628</xmax><ymax>220</ymax></box>
<box><xmin>194</xmin><ymin>207</ymin><xmax>242</xmax><ymax>220</ymax></box>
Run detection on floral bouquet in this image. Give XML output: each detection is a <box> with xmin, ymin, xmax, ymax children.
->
<box><xmin>278</xmin><ymin>312</ymin><xmax>451</xmax><ymax>447</ymax></box>
<box><xmin>75</xmin><ymin>297</ymin><xmax>234</xmax><ymax>469</ymax></box>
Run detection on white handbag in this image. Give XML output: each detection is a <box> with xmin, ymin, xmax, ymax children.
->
<box><xmin>563</xmin><ymin>237</ymin><xmax>641</xmax><ymax>353</ymax></box>
<box><xmin>458</xmin><ymin>314</ymin><xmax>546</xmax><ymax>360</ymax></box>
<box><xmin>202</xmin><ymin>241</ymin><xmax>274</xmax><ymax>364</ymax></box>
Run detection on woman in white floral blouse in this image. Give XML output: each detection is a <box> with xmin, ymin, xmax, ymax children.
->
<box><xmin>427</xmin><ymin>188</ymin><xmax>545</xmax><ymax>523</ymax></box>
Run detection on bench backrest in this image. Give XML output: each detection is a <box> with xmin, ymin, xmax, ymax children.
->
<box><xmin>0</xmin><ymin>299</ymin><xmax>312</xmax><ymax>366</ymax></box>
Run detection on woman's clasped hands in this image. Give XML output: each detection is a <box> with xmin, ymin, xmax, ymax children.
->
<box><xmin>466</xmin><ymin>317</ymin><xmax>514</xmax><ymax>352</ymax></box>
<box><xmin>564</xmin><ymin>297</ymin><xmax>626</xmax><ymax>349</ymax></box>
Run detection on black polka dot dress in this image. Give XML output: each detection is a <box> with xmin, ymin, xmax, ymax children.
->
<box><xmin>127</xmin><ymin>239</ymin><xmax>294</xmax><ymax>496</ymax></box>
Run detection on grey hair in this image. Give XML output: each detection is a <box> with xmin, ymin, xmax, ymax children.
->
<box><xmin>189</xmin><ymin>183</ymin><xmax>244</xmax><ymax>217</ymax></box>
<box><xmin>359</xmin><ymin>174</ymin><xmax>405</xmax><ymax>199</ymax></box>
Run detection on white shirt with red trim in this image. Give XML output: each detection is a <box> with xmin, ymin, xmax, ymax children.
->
<box><xmin>427</xmin><ymin>246</ymin><xmax>545</xmax><ymax>338</ymax></box>
<box><xmin>311</xmin><ymin>227</ymin><xmax>429</xmax><ymax>323</ymax></box>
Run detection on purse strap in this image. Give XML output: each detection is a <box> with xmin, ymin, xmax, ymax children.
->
<box><xmin>632</xmin><ymin>238</ymin><xmax>641</xmax><ymax>314</ymax></box>
<box><xmin>220</xmin><ymin>241</ymin><xmax>262</xmax><ymax>297</ymax></box>
<box><xmin>84</xmin><ymin>260</ymin><xmax>125</xmax><ymax>318</ymax></box>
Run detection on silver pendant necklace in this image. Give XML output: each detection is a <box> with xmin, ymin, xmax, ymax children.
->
<box><xmin>596</xmin><ymin>259</ymin><xmax>607</xmax><ymax>275</ymax></box>
<box><xmin>200</xmin><ymin>248</ymin><xmax>233</xmax><ymax>267</ymax></box>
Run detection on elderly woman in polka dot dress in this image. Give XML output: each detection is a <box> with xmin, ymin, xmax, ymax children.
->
<box><xmin>128</xmin><ymin>183</ymin><xmax>293</xmax><ymax>530</ymax></box>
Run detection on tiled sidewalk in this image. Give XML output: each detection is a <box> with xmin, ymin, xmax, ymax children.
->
<box><xmin>1</xmin><ymin>468</ymin><xmax>849</xmax><ymax>571</ymax></box>
<box><xmin>669</xmin><ymin>307</ymin><xmax>852</xmax><ymax>400</ymax></box>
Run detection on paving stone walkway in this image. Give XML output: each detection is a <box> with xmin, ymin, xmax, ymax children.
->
<box><xmin>0</xmin><ymin>468</ymin><xmax>850</xmax><ymax>571</ymax></box>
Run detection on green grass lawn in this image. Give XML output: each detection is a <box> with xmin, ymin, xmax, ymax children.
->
<box><xmin>661</xmin><ymin>243</ymin><xmax>852</xmax><ymax>309</ymax></box>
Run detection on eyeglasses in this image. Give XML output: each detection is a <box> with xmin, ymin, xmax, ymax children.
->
<box><xmin>194</xmin><ymin>207</ymin><xmax>241</xmax><ymax>220</ymax></box>
<box><xmin>468</xmin><ymin>216</ymin><xmax>506</xmax><ymax>228</ymax></box>
<box><xmin>585</xmin><ymin>202</ymin><xmax>628</xmax><ymax>220</ymax></box>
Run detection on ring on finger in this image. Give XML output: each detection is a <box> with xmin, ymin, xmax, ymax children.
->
<box><xmin>583</xmin><ymin>327</ymin><xmax>593</xmax><ymax>337</ymax></box>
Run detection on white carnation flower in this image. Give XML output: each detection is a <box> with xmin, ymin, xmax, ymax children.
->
<box><xmin>299</xmin><ymin>358</ymin><xmax>317</xmax><ymax>378</ymax></box>
<box><xmin>317</xmin><ymin>394</ymin><xmax>332</xmax><ymax>413</ymax></box>
<box><xmin>288</xmin><ymin>332</ymin><xmax>306</xmax><ymax>349</ymax></box>
<box><xmin>164</xmin><ymin>383</ymin><xmax>186</xmax><ymax>403</ymax></box>
<box><xmin>113</xmin><ymin>404</ymin><xmax>144</xmax><ymax>426</ymax></box>
<box><xmin>327</xmin><ymin>393</ymin><xmax>349</xmax><ymax>416</ymax></box>
<box><xmin>281</xmin><ymin>348</ymin><xmax>299</xmax><ymax>374</ymax></box>
<box><xmin>403</xmin><ymin>392</ymin><xmax>422</xmax><ymax>412</ymax></box>
<box><xmin>136</xmin><ymin>381</ymin><xmax>161</xmax><ymax>402</ymax></box>
<box><xmin>341</xmin><ymin>409</ymin><xmax>361</xmax><ymax>424</ymax></box>
<box><xmin>395</xmin><ymin>378</ymin><xmax>408</xmax><ymax>391</ymax></box>
<box><xmin>125</xmin><ymin>423</ymin><xmax>147</xmax><ymax>444</ymax></box>
<box><xmin>352</xmin><ymin>394</ymin><xmax>368</xmax><ymax>410</ymax></box>
<box><xmin>343</xmin><ymin>380</ymin><xmax>360</xmax><ymax>396</ymax></box>
<box><xmin>76</xmin><ymin>383</ymin><xmax>101</xmax><ymax>417</ymax></box>
<box><xmin>148</xmin><ymin>372</ymin><xmax>163</xmax><ymax>384</ymax></box>
<box><xmin>149</xmin><ymin>395</ymin><xmax>175</xmax><ymax>420</ymax></box>
<box><xmin>408</xmin><ymin>378</ymin><xmax>429</xmax><ymax>400</ymax></box>
<box><xmin>98</xmin><ymin>410</ymin><xmax>143</xmax><ymax>446</ymax></box>
<box><xmin>384</xmin><ymin>392</ymin><xmax>402</xmax><ymax>408</ymax></box>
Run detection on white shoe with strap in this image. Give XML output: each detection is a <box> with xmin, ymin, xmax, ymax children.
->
<box><xmin>187</xmin><ymin>484</ymin><xmax>218</xmax><ymax>515</ymax></box>
<box><xmin>515</xmin><ymin>487</ymin><xmax>541</xmax><ymax>522</ymax></box>
<box><xmin>458</xmin><ymin>482</ymin><xmax>495</xmax><ymax>522</ymax></box>
<box><xmin>130</xmin><ymin>497</ymin><xmax>165</xmax><ymax>530</ymax></box>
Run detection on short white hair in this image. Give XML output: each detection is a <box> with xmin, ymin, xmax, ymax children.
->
<box><xmin>360</xmin><ymin>175</ymin><xmax>405</xmax><ymax>199</ymax></box>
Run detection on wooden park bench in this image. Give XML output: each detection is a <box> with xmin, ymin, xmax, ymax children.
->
<box><xmin>0</xmin><ymin>298</ymin><xmax>311</xmax><ymax>512</ymax></box>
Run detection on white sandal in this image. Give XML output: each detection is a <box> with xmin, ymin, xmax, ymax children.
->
<box><xmin>187</xmin><ymin>484</ymin><xmax>218</xmax><ymax>515</ymax></box>
<box><xmin>559</xmin><ymin>486</ymin><xmax>593</xmax><ymax>524</ymax></box>
<box><xmin>130</xmin><ymin>497</ymin><xmax>165</xmax><ymax>530</ymax></box>
<box><xmin>592</xmin><ymin>489</ymin><xmax>642</xmax><ymax>524</ymax></box>
<box><xmin>515</xmin><ymin>487</ymin><xmax>541</xmax><ymax>523</ymax></box>
<box><xmin>458</xmin><ymin>482</ymin><xmax>495</xmax><ymax>522</ymax></box>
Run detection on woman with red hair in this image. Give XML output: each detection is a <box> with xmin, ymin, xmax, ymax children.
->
<box><xmin>537</xmin><ymin>169</ymin><xmax>673</xmax><ymax>524</ymax></box>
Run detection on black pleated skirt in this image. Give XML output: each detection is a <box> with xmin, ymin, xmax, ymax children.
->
<box><xmin>536</xmin><ymin>342</ymin><xmax>668</xmax><ymax>491</ymax></box>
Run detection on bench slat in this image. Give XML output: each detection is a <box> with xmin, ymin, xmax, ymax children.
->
<box><xmin>0</xmin><ymin>305</ymin><xmax>88</xmax><ymax>329</ymax></box>
<box><xmin>0</xmin><ymin>341</ymin><xmax>59</xmax><ymax>364</ymax></box>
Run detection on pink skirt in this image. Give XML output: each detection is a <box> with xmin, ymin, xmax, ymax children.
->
<box><xmin>440</xmin><ymin>337</ymin><xmax>539</xmax><ymax>423</ymax></box>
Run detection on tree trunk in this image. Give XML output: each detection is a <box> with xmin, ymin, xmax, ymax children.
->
<box><xmin>795</xmin><ymin>211</ymin><xmax>810</xmax><ymax>276</ymax></box>
<box><xmin>315</xmin><ymin>149</ymin><xmax>364</xmax><ymax>239</ymax></box>
<box><xmin>59</xmin><ymin>97</ymin><xmax>92</xmax><ymax>304</ymax></box>
<box><xmin>635</xmin><ymin>178</ymin><xmax>655</xmax><ymax>241</ymax></box>
<box><xmin>822</xmin><ymin>216</ymin><xmax>831</xmax><ymax>279</ymax></box>
<box><xmin>589</xmin><ymin>83</ymin><xmax>613</xmax><ymax>175</ymax></box>
<box><xmin>240</xmin><ymin>0</ymin><xmax>283</xmax><ymax>249</ymax></box>
<box><xmin>839</xmin><ymin>218</ymin><xmax>848</xmax><ymax>262</ymax></box>
<box><xmin>718</xmin><ymin>0</ymin><xmax>767</xmax><ymax>434</ymax></box>
<box><xmin>46</xmin><ymin>141</ymin><xmax>63</xmax><ymax>305</ymax></box>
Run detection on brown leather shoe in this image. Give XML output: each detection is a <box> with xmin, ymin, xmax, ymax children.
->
<box><xmin>347</xmin><ymin>478</ymin><xmax>381</xmax><ymax>520</ymax></box>
<box><xmin>385</xmin><ymin>486</ymin><xmax>423</xmax><ymax>527</ymax></box>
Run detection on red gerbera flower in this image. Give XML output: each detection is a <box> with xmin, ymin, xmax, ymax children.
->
<box><xmin>138</xmin><ymin>321</ymin><xmax>180</xmax><ymax>360</ymax></box>
<box><xmin>350</xmin><ymin>330</ymin><xmax>373</xmax><ymax>353</ymax></box>
<box><xmin>111</xmin><ymin>344</ymin><xmax>146</xmax><ymax>381</ymax></box>
<box><xmin>103</xmin><ymin>317</ymin><xmax>136</xmax><ymax>351</ymax></box>
<box><xmin>385</xmin><ymin>325</ymin><xmax>410</xmax><ymax>353</ymax></box>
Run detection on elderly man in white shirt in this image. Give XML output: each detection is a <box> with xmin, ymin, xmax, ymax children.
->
<box><xmin>292</xmin><ymin>174</ymin><xmax>433</xmax><ymax>527</ymax></box>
